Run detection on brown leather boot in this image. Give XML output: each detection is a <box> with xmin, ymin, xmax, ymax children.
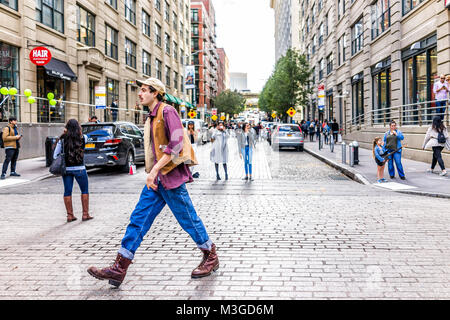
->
<box><xmin>87</xmin><ymin>254</ymin><xmax>132</xmax><ymax>287</ymax></box>
<box><xmin>64</xmin><ymin>196</ymin><xmax>77</xmax><ymax>222</ymax></box>
<box><xmin>81</xmin><ymin>194</ymin><xmax>93</xmax><ymax>221</ymax></box>
<box><xmin>191</xmin><ymin>243</ymin><xmax>219</xmax><ymax>278</ymax></box>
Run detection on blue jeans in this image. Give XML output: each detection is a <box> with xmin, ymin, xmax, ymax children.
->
<box><xmin>62</xmin><ymin>169</ymin><xmax>89</xmax><ymax>196</ymax></box>
<box><xmin>241</xmin><ymin>146</ymin><xmax>253</xmax><ymax>175</ymax></box>
<box><xmin>436</xmin><ymin>100</ymin><xmax>446</xmax><ymax>120</ymax></box>
<box><xmin>119</xmin><ymin>181</ymin><xmax>212</xmax><ymax>260</ymax></box>
<box><xmin>387</xmin><ymin>151</ymin><xmax>405</xmax><ymax>178</ymax></box>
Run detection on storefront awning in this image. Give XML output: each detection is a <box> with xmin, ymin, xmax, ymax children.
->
<box><xmin>43</xmin><ymin>58</ymin><xmax>77</xmax><ymax>82</ymax></box>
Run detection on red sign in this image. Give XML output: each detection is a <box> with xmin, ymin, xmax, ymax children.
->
<box><xmin>29</xmin><ymin>47</ymin><xmax>52</xmax><ymax>66</ymax></box>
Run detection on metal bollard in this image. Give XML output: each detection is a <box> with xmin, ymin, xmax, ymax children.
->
<box><xmin>349</xmin><ymin>143</ymin><xmax>354</xmax><ymax>167</ymax></box>
<box><xmin>341</xmin><ymin>142</ymin><xmax>346</xmax><ymax>164</ymax></box>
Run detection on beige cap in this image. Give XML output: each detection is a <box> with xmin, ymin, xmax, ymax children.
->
<box><xmin>136</xmin><ymin>77</ymin><xmax>166</xmax><ymax>95</ymax></box>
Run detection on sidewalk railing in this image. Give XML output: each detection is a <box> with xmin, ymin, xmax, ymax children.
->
<box><xmin>343</xmin><ymin>99</ymin><xmax>450</xmax><ymax>134</ymax></box>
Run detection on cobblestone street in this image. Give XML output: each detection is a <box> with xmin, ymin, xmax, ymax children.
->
<box><xmin>0</xmin><ymin>138</ymin><xmax>449</xmax><ymax>300</ymax></box>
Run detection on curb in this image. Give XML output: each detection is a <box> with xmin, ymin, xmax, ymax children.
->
<box><xmin>305</xmin><ymin>146</ymin><xmax>450</xmax><ymax>200</ymax></box>
<box><xmin>304</xmin><ymin>147</ymin><xmax>371</xmax><ymax>185</ymax></box>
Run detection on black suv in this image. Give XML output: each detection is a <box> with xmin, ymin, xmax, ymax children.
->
<box><xmin>81</xmin><ymin>122</ymin><xmax>145</xmax><ymax>172</ymax></box>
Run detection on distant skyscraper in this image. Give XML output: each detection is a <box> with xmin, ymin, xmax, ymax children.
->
<box><xmin>230</xmin><ymin>73</ymin><xmax>248</xmax><ymax>92</ymax></box>
<box><xmin>270</xmin><ymin>0</ymin><xmax>292</xmax><ymax>62</ymax></box>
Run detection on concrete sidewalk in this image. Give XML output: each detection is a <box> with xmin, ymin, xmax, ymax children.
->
<box><xmin>304</xmin><ymin>139</ymin><xmax>450</xmax><ymax>198</ymax></box>
<box><xmin>0</xmin><ymin>157</ymin><xmax>52</xmax><ymax>188</ymax></box>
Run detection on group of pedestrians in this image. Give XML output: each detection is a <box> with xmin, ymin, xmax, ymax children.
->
<box><xmin>300</xmin><ymin>118</ymin><xmax>340</xmax><ymax>143</ymax></box>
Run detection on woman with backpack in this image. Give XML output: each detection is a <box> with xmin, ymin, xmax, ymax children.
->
<box><xmin>53</xmin><ymin>119</ymin><xmax>93</xmax><ymax>222</ymax></box>
<box><xmin>422</xmin><ymin>116</ymin><xmax>450</xmax><ymax>176</ymax></box>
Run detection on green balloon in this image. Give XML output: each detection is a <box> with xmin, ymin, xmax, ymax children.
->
<box><xmin>8</xmin><ymin>87</ymin><xmax>18</xmax><ymax>95</ymax></box>
<box><xmin>24</xmin><ymin>89</ymin><xmax>32</xmax><ymax>97</ymax></box>
<box><xmin>0</xmin><ymin>87</ymin><xmax>8</xmax><ymax>95</ymax></box>
<box><xmin>27</xmin><ymin>96</ymin><xmax>36</xmax><ymax>104</ymax></box>
<box><xmin>49</xmin><ymin>99</ymin><xmax>57</xmax><ymax>106</ymax></box>
<box><xmin>47</xmin><ymin>92</ymin><xmax>54</xmax><ymax>100</ymax></box>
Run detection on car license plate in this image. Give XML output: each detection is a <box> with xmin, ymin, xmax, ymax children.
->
<box><xmin>85</xmin><ymin>143</ymin><xmax>95</xmax><ymax>149</ymax></box>
<box><xmin>287</xmin><ymin>134</ymin><xmax>292</xmax><ymax>137</ymax></box>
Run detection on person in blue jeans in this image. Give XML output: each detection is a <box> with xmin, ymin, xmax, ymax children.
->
<box><xmin>53</xmin><ymin>119</ymin><xmax>93</xmax><ymax>222</ymax></box>
<box><xmin>87</xmin><ymin>78</ymin><xmax>218</xmax><ymax>288</ymax></box>
<box><xmin>383</xmin><ymin>120</ymin><xmax>406</xmax><ymax>180</ymax></box>
<box><xmin>237</xmin><ymin>123</ymin><xmax>256</xmax><ymax>181</ymax></box>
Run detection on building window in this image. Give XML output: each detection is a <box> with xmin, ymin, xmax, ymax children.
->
<box><xmin>36</xmin><ymin>0</ymin><xmax>64</xmax><ymax>33</ymax></box>
<box><xmin>155</xmin><ymin>0</ymin><xmax>161</xmax><ymax>11</ymax></box>
<box><xmin>319</xmin><ymin>23</ymin><xmax>324</xmax><ymax>46</ymax></box>
<box><xmin>312</xmin><ymin>35</ymin><xmax>316</xmax><ymax>54</ymax></box>
<box><xmin>318</xmin><ymin>0</ymin><xmax>323</xmax><ymax>11</ymax></box>
<box><xmin>351</xmin><ymin>18</ymin><xmax>363</xmax><ymax>55</ymax></box>
<box><xmin>403</xmin><ymin>0</ymin><xmax>425</xmax><ymax>16</ymax></box>
<box><xmin>372</xmin><ymin>59</ymin><xmax>391</xmax><ymax>124</ymax></box>
<box><xmin>180</xmin><ymin>48</ymin><xmax>184</xmax><ymax>64</ymax></box>
<box><xmin>0</xmin><ymin>42</ymin><xmax>19</xmax><ymax>122</ymax></box>
<box><xmin>106</xmin><ymin>78</ymin><xmax>119</xmax><ymax>122</ymax></box>
<box><xmin>192</xmin><ymin>8</ymin><xmax>199</xmax><ymax>22</ymax></box>
<box><xmin>155</xmin><ymin>22</ymin><xmax>162</xmax><ymax>46</ymax></box>
<box><xmin>337</xmin><ymin>0</ymin><xmax>345</xmax><ymax>20</ymax></box>
<box><xmin>180</xmin><ymin>21</ymin><xmax>184</xmax><ymax>39</ymax></box>
<box><xmin>36</xmin><ymin>66</ymin><xmax>66</xmax><ymax>123</ymax></box>
<box><xmin>1</xmin><ymin>0</ymin><xmax>17</xmax><ymax>10</ymax></box>
<box><xmin>185</xmin><ymin>4</ymin><xmax>189</xmax><ymax>20</ymax></box>
<box><xmin>125</xmin><ymin>0</ymin><xmax>136</xmax><ymax>25</ymax></box>
<box><xmin>319</xmin><ymin>59</ymin><xmax>324</xmax><ymax>80</ymax></box>
<box><xmin>105</xmin><ymin>24</ymin><xmax>118</xmax><ymax>60</ymax></box>
<box><xmin>174</xmin><ymin>71</ymin><xmax>178</xmax><ymax>90</ymax></box>
<box><xmin>106</xmin><ymin>0</ymin><xmax>117</xmax><ymax>9</ymax></box>
<box><xmin>192</xmin><ymin>38</ymin><xmax>199</xmax><ymax>51</ymax></box>
<box><xmin>403</xmin><ymin>39</ymin><xmax>437</xmax><ymax>124</ymax></box>
<box><xmin>165</xmin><ymin>1</ymin><xmax>170</xmax><ymax>22</ymax></box>
<box><xmin>352</xmin><ymin>72</ymin><xmax>364</xmax><ymax>123</ymax></box>
<box><xmin>142</xmin><ymin>10</ymin><xmax>151</xmax><ymax>37</ymax></box>
<box><xmin>173</xmin><ymin>41</ymin><xmax>178</xmax><ymax>59</ymax></box>
<box><xmin>173</xmin><ymin>12</ymin><xmax>178</xmax><ymax>30</ymax></box>
<box><xmin>371</xmin><ymin>0</ymin><xmax>390</xmax><ymax>40</ymax></box>
<box><xmin>165</xmin><ymin>33</ymin><xmax>171</xmax><ymax>54</ymax></box>
<box><xmin>77</xmin><ymin>6</ymin><xmax>95</xmax><ymax>46</ymax></box>
<box><xmin>312</xmin><ymin>4</ymin><xmax>316</xmax><ymax>24</ymax></box>
<box><xmin>311</xmin><ymin>67</ymin><xmax>316</xmax><ymax>84</ymax></box>
<box><xmin>327</xmin><ymin>53</ymin><xmax>333</xmax><ymax>74</ymax></box>
<box><xmin>192</xmin><ymin>23</ymin><xmax>199</xmax><ymax>36</ymax></box>
<box><xmin>155</xmin><ymin>59</ymin><xmax>162</xmax><ymax>80</ymax></box>
<box><xmin>307</xmin><ymin>45</ymin><xmax>311</xmax><ymax>61</ymax></box>
<box><xmin>306</xmin><ymin>17</ymin><xmax>310</xmax><ymax>33</ymax></box>
<box><xmin>327</xmin><ymin>90</ymin><xmax>334</xmax><ymax>120</ymax></box>
<box><xmin>125</xmin><ymin>38</ymin><xmax>136</xmax><ymax>69</ymax></box>
<box><xmin>337</xmin><ymin>34</ymin><xmax>346</xmax><ymax>66</ymax></box>
<box><xmin>142</xmin><ymin>50</ymin><xmax>151</xmax><ymax>76</ymax></box>
<box><xmin>165</xmin><ymin>66</ymin><xmax>171</xmax><ymax>87</ymax></box>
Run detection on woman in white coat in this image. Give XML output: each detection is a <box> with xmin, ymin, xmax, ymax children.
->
<box><xmin>210</xmin><ymin>121</ymin><xmax>229</xmax><ymax>180</ymax></box>
<box><xmin>422</xmin><ymin>116</ymin><xmax>450</xmax><ymax>176</ymax></box>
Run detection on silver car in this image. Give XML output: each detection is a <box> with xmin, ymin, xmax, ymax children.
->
<box><xmin>271</xmin><ymin>124</ymin><xmax>304</xmax><ymax>151</ymax></box>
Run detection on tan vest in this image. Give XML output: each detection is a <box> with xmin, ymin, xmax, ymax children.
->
<box><xmin>144</xmin><ymin>103</ymin><xmax>198</xmax><ymax>175</ymax></box>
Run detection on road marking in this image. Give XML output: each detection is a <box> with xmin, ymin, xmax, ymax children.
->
<box><xmin>0</xmin><ymin>178</ymin><xmax>30</xmax><ymax>188</ymax></box>
<box><xmin>373</xmin><ymin>182</ymin><xmax>417</xmax><ymax>190</ymax></box>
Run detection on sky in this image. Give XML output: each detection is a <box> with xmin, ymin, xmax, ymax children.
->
<box><xmin>212</xmin><ymin>0</ymin><xmax>275</xmax><ymax>93</ymax></box>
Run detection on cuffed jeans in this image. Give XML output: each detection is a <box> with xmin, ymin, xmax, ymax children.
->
<box><xmin>387</xmin><ymin>150</ymin><xmax>405</xmax><ymax>178</ymax></box>
<box><xmin>119</xmin><ymin>181</ymin><xmax>212</xmax><ymax>260</ymax></box>
<box><xmin>241</xmin><ymin>146</ymin><xmax>253</xmax><ymax>175</ymax></box>
<box><xmin>2</xmin><ymin>148</ymin><xmax>19</xmax><ymax>175</ymax></box>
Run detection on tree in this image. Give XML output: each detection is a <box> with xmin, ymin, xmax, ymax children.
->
<box><xmin>259</xmin><ymin>49</ymin><xmax>312</xmax><ymax>122</ymax></box>
<box><xmin>214</xmin><ymin>90</ymin><xmax>245</xmax><ymax>116</ymax></box>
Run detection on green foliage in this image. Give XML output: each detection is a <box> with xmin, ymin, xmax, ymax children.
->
<box><xmin>259</xmin><ymin>49</ymin><xmax>312</xmax><ymax>120</ymax></box>
<box><xmin>214</xmin><ymin>90</ymin><xmax>246</xmax><ymax>115</ymax></box>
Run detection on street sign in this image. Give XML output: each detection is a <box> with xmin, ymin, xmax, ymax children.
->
<box><xmin>271</xmin><ymin>112</ymin><xmax>277</xmax><ymax>118</ymax></box>
<box><xmin>318</xmin><ymin>84</ymin><xmax>325</xmax><ymax>111</ymax></box>
<box><xmin>95</xmin><ymin>86</ymin><xmax>106</xmax><ymax>109</ymax></box>
<box><xmin>188</xmin><ymin>110</ymin><xmax>197</xmax><ymax>119</ymax></box>
<box><xmin>29</xmin><ymin>47</ymin><xmax>52</xmax><ymax>66</ymax></box>
<box><xmin>185</xmin><ymin>66</ymin><xmax>195</xmax><ymax>89</ymax></box>
<box><xmin>220</xmin><ymin>115</ymin><xmax>225</xmax><ymax>121</ymax></box>
<box><xmin>211</xmin><ymin>115</ymin><xmax>218</xmax><ymax>121</ymax></box>
<box><xmin>287</xmin><ymin>107</ymin><xmax>296</xmax><ymax>117</ymax></box>
<box><xmin>212</xmin><ymin>108</ymin><xmax>217</xmax><ymax>116</ymax></box>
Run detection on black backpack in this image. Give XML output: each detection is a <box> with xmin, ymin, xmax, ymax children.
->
<box><xmin>437</xmin><ymin>130</ymin><xmax>446</xmax><ymax>144</ymax></box>
<box><xmin>0</xmin><ymin>127</ymin><xmax>11</xmax><ymax>148</ymax></box>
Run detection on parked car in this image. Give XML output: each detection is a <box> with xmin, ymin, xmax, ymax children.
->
<box><xmin>181</xmin><ymin>119</ymin><xmax>208</xmax><ymax>144</ymax></box>
<box><xmin>81</xmin><ymin>121</ymin><xmax>145</xmax><ymax>172</ymax></box>
<box><xmin>271</xmin><ymin>123</ymin><xmax>304</xmax><ymax>151</ymax></box>
<box><xmin>265</xmin><ymin>122</ymin><xmax>277</xmax><ymax>144</ymax></box>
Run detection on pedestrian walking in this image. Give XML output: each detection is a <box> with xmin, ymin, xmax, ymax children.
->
<box><xmin>1</xmin><ymin>116</ymin><xmax>22</xmax><ymax>180</ymax></box>
<box><xmin>210</xmin><ymin>121</ymin><xmax>229</xmax><ymax>180</ymax></box>
<box><xmin>187</xmin><ymin>121</ymin><xmax>200</xmax><ymax>179</ymax></box>
<box><xmin>110</xmin><ymin>98</ymin><xmax>119</xmax><ymax>122</ymax></box>
<box><xmin>134</xmin><ymin>102</ymin><xmax>141</xmax><ymax>124</ymax></box>
<box><xmin>237</xmin><ymin>122</ymin><xmax>256</xmax><ymax>181</ymax></box>
<box><xmin>322</xmin><ymin>120</ymin><xmax>330</xmax><ymax>144</ymax></box>
<box><xmin>433</xmin><ymin>74</ymin><xmax>448</xmax><ymax>120</ymax></box>
<box><xmin>384</xmin><ymin>120</ymin><xmax>406</xmax><ymax>180</ymax></box>
<box><xmin>331</xmin><ymin>118</ymin><xmax>339</xmax><ymax>143</ymax></box>
<box><xmin>422</xmin><ymin>116</ymin><xmax>450</xmax><ymax>176</ymax></box>
<box><xmin>373</xmin><ymin>137</ymin><xmax>387</xmax><ymax>183</ymax></box>
<box><xmin>87</xmin><ymin>78</ymin><xmax>219</xmax><ymax>288</ymax></box>
<box><xmin>53</xmin><ymin>119</ymin><xmax>93</xmax><ymax>222</ymax></box>
<box><xmin>309</xmin><ymin>121</ymin><xmax>315</xmax><ymax>142</ymax></box>
<box><xmin>315</xmin><ymin>120</ymin><xmax>321</xmax><ymax>141</ymax></box>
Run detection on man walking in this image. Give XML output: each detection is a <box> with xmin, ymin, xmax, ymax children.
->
<box><xmin>331</xmin><ymin>118</ymin><xmax>339</xmax><ymax>143</ymax></box>
<box><xmin>433</xmin><ymin>74</ymin><xmax>448</xmax><ymax>120</ymax></box>
<box><xmin>1</xmin><ymin>117</ymin><xmax>22</xmax><ymax>180</ymax></box>
<box><xmin>87</xmin><ymin>78</ymin><xmax>219</xmax><ymax>287</ymax></box>
<box><xmin>110</xmin><ymin>98</ymin><xmax>119</xmax><ymax>122</ymax></box>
